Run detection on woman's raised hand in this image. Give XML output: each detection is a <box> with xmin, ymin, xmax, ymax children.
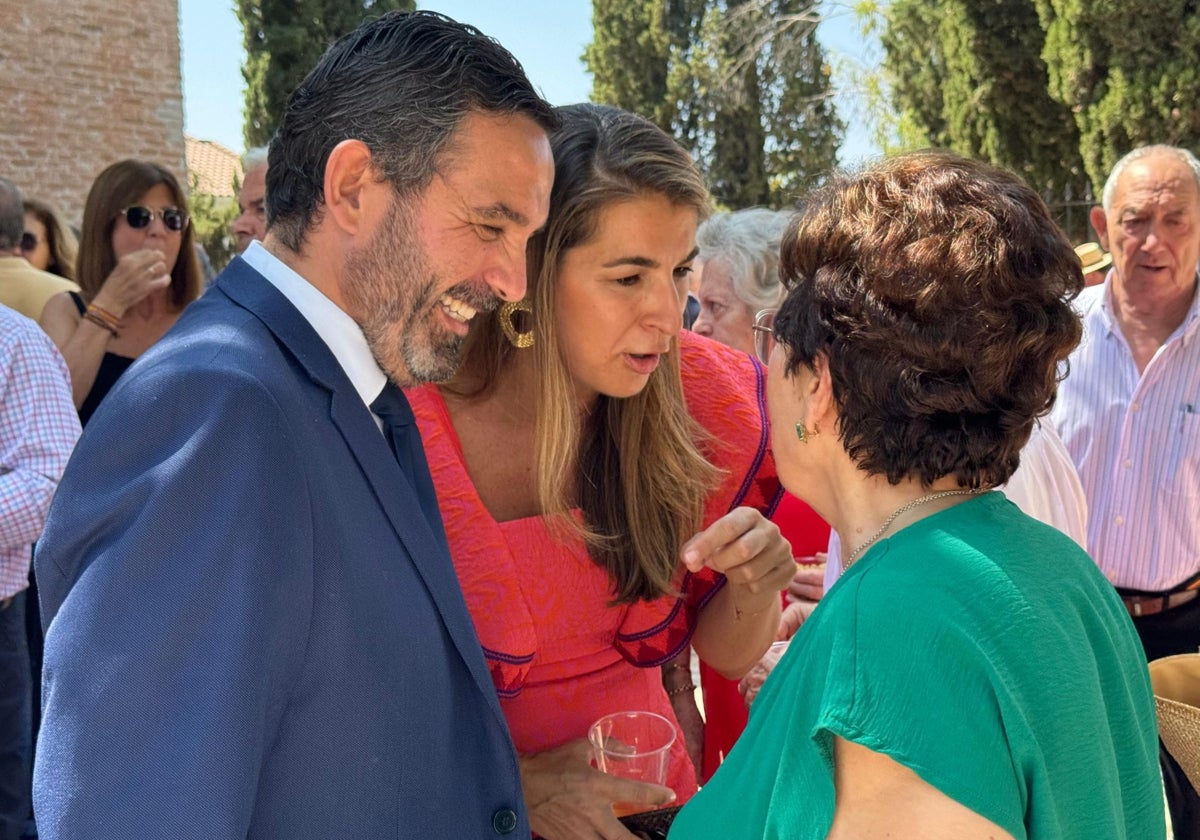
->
<box><xmin>681</xmin><ymin>507</ymin><xmax>795</xmax><ymax>608</ymax></box>
<box><xmin>92</xmin><ymin>248</ymin><xmax>172</xmax><ymax>317</ymax></box>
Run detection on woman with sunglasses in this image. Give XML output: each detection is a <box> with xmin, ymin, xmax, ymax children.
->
<box><xmin>40</xmin><ymin>160</ymin><xmax>203</xmax><ymax>425</ymax></box>
<box><xmin>22</xmin><ymin>198</ymin><xmax>78</xmax><ymax>282</ymax></box>
<box><xmin>667</xmin><ymin>152</ymin><xmax>1163</xmax><ymax>839</ymax></box>
<box><xmin>407</xmin><ymin>104</ymin><xmax>795</xmax><ymax>839</ymax></box>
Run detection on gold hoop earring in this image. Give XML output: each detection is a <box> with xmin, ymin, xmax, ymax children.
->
<box><xmin>795</xmin><ymin>422</ymin><xmax>819</xmax><ymax>443</ymax></box>
<box><xmin>498</xmin><ymin>299</ymin><xmax>535</xmax><ymax>349</ymax></box>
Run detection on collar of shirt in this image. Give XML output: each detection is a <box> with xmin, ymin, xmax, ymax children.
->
<box><xmin>1094</xmin><ymin>272</ymin><xmax>1200</xmax><ymax>346</ymax></box>
<box><xmin>241</xmin><ymin>241</ymin><xmax>387</xmax><ymax>411</ymax></box>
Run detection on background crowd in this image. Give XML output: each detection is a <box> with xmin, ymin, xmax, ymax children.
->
<box><xmin>0</xmin><ymin>7</ymin><xmax>1196</xmax><ymax>840</ymax></box>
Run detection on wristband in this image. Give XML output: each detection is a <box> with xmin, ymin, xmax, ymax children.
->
<box><xmin>83</xmin><ymin>308</ymin><xmax>120</xmax><ymax>337</ymax></box>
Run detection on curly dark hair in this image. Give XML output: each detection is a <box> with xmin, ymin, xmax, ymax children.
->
<box><xmin>774</xmin><ymin>150</ymin><xmax>1083</xmax><ymax>488</ymax></box>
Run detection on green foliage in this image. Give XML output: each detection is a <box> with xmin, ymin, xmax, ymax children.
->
<box><xmin>878</xmin><ymin>0</ymin><xmax>1101</xmax><ymax>239</ymax></box>
<box><xmin>1039</xmin><ymin>0</ymin><xmax>1200</xmax><ymax>194</ymax></box>
<box><xmin>881</xmin><ymin>0</ymin><xmax>1200</xmax><ymax>239</ymax></box>
<box><xmin>585</xmin><ymin>0</ymin><xmax>671</xmax><ymax>124</ymax></box>
<box><xmin>188</xmin><ymin>174</ymin><xmax>239</xmax><ymax>276</ymax></box>
<box><xmin>586</xmin><ymin>0</ymin><xmax>844</xmax><ymax>209</ymax></box>
<box><xmin>882</xmin><ymin>0</ymin><xmax>1084</xmax><ymax>193</ymax></box>
<box><xmin>237</xmin><ymin>0</ymin><xmax>416</xmax><ymax>147</ymax></box>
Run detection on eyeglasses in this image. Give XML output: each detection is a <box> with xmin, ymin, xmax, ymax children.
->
<box><xmin>752</xmin><ymin>308</ymin><xmax>777</xmax><ymax>365</ymax></box>
<box><xmin>19</xmin><ymin>231</ymin><xmax>40</xmax><ymax>252</ymax></box>
<box><xmin>118</xmin><ymin>205</ymin><xmax>188</xmax><ymax>232</ymax></box>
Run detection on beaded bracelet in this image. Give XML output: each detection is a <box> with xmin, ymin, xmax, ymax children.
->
<box><xmin>666</xmin><ymin>682</ymin><xmax>697</xmax><ymax>698</ymax></box>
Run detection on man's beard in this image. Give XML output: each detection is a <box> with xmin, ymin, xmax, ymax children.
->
<box><xmin>342</xmin><ymin>196</ymin><xmax>497</xmax><ymax>387</ymax></box>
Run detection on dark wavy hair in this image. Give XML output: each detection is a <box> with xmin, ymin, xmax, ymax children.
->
<box><xmin>266</xmin><ymin>10</ymin><xmax>558</xmax><ymax>251</ymax></box>
<box><xmin>775</xmin><ymin>150</ymin><xmax>1083</xmax><ymax>488</ymax></box>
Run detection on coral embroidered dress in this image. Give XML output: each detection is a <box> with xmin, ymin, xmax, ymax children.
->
<box><xmin>408</xmin><ymin>333</ymin><xmax>781</xmax><ymax>801</ymax></box>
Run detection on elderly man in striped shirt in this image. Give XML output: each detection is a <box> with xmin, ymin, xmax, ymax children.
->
<box><xmin>1054</xmin><ymin>144</ymin><xmax>1200</xmax><ymax>660</ymax></box>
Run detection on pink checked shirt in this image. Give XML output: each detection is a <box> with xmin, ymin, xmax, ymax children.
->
<box><xmin>0</xmin><ymin>306</ymin><xmax>79</xmax><ymax>599</ymax></box>
<box><xmin>1051</xmin><ymin>279</ymin><xmax>1200</xmax><ymax>591</ymax></box>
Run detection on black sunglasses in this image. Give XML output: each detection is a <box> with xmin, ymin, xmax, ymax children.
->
<box><xmin>19</xmin><ymin>231</ymin><xmax>39</xmax><ymax>252</ymax></box>
<box><xmin>118</xmin><ymin>205</ymin><xmax>188</xmax><ymax>232</ymax></box>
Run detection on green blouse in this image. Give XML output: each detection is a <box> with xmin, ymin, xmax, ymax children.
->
<box><xmin>669</xmin><ymin>492</ymin><xmax>1164</xmax><ymax>840</ymax></box>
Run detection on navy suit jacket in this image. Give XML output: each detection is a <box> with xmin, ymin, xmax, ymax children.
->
<box><xmin>34</xmin><ymin>259</ymin><xmax>528</xmax><ymax>838</ymax></box>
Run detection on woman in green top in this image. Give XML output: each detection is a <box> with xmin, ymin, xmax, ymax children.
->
<box><xmin>669</xmin><ymin>152</ymin><xmax>1164</xmax><ymax>839</ymax></box>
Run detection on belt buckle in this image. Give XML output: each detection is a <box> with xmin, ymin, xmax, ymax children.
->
<box><xmin>1132</xmin><ymin>600</ymin><xmax>1143</xmax><ymax>617</ymax></box>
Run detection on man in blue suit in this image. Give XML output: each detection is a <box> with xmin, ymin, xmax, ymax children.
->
<box><xmin>32</xmin><ymin>12</ymin><xmax>555</xmax><ymax>838</ymax></box>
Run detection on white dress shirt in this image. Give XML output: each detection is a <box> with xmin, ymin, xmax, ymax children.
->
<box><xmin>1051</xmin><ymin>279</ymin><xmax>1200</xmax><ymax>591</ymax></box>
<box><xmin>241</xmin><ymin>242</ymin><xmax>388</xmax><ymax>423</ymax></box>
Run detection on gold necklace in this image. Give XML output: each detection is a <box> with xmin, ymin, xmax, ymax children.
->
<box><xmin>842</xmin><ymin>489</ymin><xmax>981</xmax><ymax>573</ymax></box>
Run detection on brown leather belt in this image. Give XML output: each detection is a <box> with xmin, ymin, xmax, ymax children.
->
<box><xmin>1121</xmin><ymin>589</ymin><xmax>1200</xmax><ymax>618</ymax></box>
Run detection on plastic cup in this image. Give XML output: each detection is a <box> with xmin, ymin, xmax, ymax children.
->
<box><xmin>588</xmin><ymin>710</ymin><xmax>675</xmax><ymax>814</ymax></box>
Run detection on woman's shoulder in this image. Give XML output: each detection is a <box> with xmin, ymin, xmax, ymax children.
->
<box><xmin>406</xmin><ymin>382</ymin><xmax>444</xmax><ymax>418</ymax></box>
<box><xmin>678</xmin><ymin>331</ymin><xmax>780</xmax><ymax>516</ymax></box>
<box><xmin>678</xmin><ymin>331</ymin><xmax>766</xmax><ymax>432</ymax></box>
<box><xmin>679</xmin><ymin>330</ymin><xmax>761</xmax><ymax>383</ymax></box>
<box><xmin>406</xmin><ymin>384</ymin><xmax>461</xmax><ymax>458</ymax></box>
<box><xmin>41</xmin><ymin>289</ymin><xmax>84</xmax><ymax>317</ymax></box>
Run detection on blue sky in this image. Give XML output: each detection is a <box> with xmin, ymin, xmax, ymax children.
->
<box><xmin>179</xmin><ymin>1</ymin><xmax>879</xmax><ymax>161</ymax></box>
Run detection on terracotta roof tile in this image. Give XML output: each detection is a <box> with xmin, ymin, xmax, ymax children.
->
<box><xmin>185</xmin><ymin>135</ymin><xmax>243</xmax><ymax>198</ymax></box>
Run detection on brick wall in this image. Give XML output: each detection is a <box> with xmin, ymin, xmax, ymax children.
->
<box><xmin>0</xmin><ymin>0</ymin><xmax>185</xmax><ymax>228</ymax></box>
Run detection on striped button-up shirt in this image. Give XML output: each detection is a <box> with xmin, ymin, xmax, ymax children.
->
<box><xmin>1051</xmin><ymin>279</ymin><xmax>1200</xmax><ymax>591</ymax></box>
<box><xmin>0</xmin><ymin>306</ymin><xmax>79</xmax><ymax>599</ymax></box>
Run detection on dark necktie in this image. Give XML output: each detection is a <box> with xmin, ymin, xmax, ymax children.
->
<box><xmin>370</xmin><ymin>382</ymin><xmax>447</xmax><ymax>549</ymax></box>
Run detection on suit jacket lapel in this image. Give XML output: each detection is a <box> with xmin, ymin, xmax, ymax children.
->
<box><xmin>214</xmin><ymin>260</ymin><xmax>509</xmax><ymax>726</ymax></box>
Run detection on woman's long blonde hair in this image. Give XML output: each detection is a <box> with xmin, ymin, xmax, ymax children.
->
<box><xmin>452</xmin><ymin>103</ymin><xmax>722</xmax><ymax>603</ymax></box>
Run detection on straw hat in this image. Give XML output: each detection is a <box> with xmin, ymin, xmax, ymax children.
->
<box><xmin>1074</xmin><ymin>242</ymin><xmax>1112</xmax><ymax>275</ymax></box>
<box><xmin>1148</xmin><ymin>654</ymin><xmax>1200</xmax><ymax>794</ymax></box>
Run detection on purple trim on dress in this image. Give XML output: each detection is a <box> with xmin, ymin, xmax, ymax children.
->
<box><xmin>727</xmin><ymin>354</ymin><xmax>771</xmax><ymax>513</ymax></box>
<box><xmin>482</xmin><ymin>646</ymin><xmax>535</xmax><ymax>665</ymax></box>
<box><xmin>644</xmin><ymin>631</ymin><xmax>693</xmax><ymax>669</ymax></box>
<box><xmin>617</xmin><ymin>596</ymin><xmax>685</xmax><ymax>643</ymax></box>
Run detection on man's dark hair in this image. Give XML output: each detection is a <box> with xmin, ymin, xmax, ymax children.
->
<box><xmin>0</xmin><ymin>178</ymin><xmax>24</xmax><ymax>251</ymax></box>
<box><xmin>266</xmin><ymin>10</ymin><xmax>558</xmax><ymax>251</ymax></box>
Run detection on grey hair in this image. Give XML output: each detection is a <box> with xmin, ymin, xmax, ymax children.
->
<box><xmin>0</xmin><ymin>178</ymin><xmax>23</xmax><ymax>251</ymax></box>
<box><xmin>1102</xmin><ymin>145</ymin><xmax>1200</xmax><ymax>211</ymax></box>
<box><xmin>695</xmin><ymin>207</ymin><xmax>793</xmax><ymax>311</ymax></box>
<box><xmin>241</xmin><ymin>146</ymin><xmax>269</xmax><ymax>174</ymax></box>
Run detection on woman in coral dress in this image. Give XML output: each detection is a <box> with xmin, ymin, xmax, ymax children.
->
<box><xmin>408</xmin><ymin>104</ymin><xmax>794</xmax><ymax>840</ymax></box>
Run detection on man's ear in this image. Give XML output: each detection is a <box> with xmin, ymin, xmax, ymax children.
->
<box><xmin>1089</xmin><ymin>206</ymin><xmax>1110</xmax><ymax>250</ymax></box>
<box><xmin>322</xmin><ymin>139</ymin><xmax>378</xmax><ymax>237</ymax></box>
